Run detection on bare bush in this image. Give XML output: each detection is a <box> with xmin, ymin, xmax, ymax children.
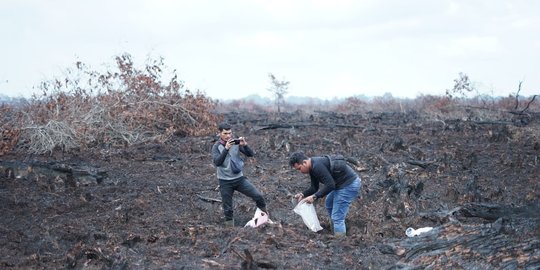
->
<box><xmin>267</xmin><ymin>73</ymin><xmax>289</xmax><ymax>113</ymax></box>
<box><xmin>446</xmin><ymin>72</ymin><xmax>475</xmax><ymax>99</ymax></box>
<box><xmin>6</xmin><ymin>53</ymin><xmax>221</xmax><ymax>155</ymax></box>
<box><xmin>21</xmin><ymin>120</ymin><xmax>78</xmax><ymax>154</ymax></box>
<box><xmin>334</xmin><ymin>97</ymin><xmax>368</xmax><ymax>113</ymax></box>
<box><xmin>0</xmin><ymin>105</ymin><xmax>22</xmax><ymax>155</ymax></box>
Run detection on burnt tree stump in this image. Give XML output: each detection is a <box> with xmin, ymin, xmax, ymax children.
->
<box><xmin>386</xmin><ymin>203</ymin><xmax>540</xmax><ymax>269</ymax></box>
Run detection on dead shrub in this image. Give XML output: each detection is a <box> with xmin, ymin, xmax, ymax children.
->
<box><xmin>21</xmin><ymin>120</ymin><xmax>78</xmax><ymax>154</ymax></box>
<box><xmin>6</xmin><ymin>53</ymin><xmax>221</xmax><ymax>155</ymax></box>
<box><xmin>0</xmin><ymin>105</ymin><xmax>21</xmax><ymax>155</ymax></box>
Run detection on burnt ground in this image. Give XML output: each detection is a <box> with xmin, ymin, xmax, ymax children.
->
<box><xmin>1</xmin><ymin>110</ymin><xmax>539</xmax><ymax>269</ymax></box>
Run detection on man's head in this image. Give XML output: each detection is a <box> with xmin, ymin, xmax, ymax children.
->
<box><xmin>218</xmin><ymin>122</ymin><xmax>232</xmax><ymax>132</ymax></box>
<box><xmin>289</xmin><ymin>151</ymin><xmax>310</xmax><ymax>174</ymax></box>
<box><xmin>218</xmin><ymin>122</ymin><xmax>233</xmax><ymax>141</ymax></box>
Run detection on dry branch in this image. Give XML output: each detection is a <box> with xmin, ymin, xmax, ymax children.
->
<box><xmin>196</xmin><ymin>194</ymin><xmax>222</xmax><ymax>203</ymax></box>
<box><xmin>22</xmin><ymin>120</ymin><xmax>79</xmax><ymax>154</ymax></box>
<box><xmin>220</xmin><ymin>236</ymin><xmax>241</xmax><ymax>256</ymax></box>
<box><xmin>406</xmin><ymin>160</ymin><xmax>435</xmax><ymax>169</ymax></box>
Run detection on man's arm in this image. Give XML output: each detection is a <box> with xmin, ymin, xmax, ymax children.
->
<box><xmin>239</xmin><ymin>145</ymin><xmax>255</xmax><ymax>157</ymax></box>
<box><xmin>302</xmin><ymin>177</ymin><xmax>319</xmax><ymax>197</ymax></box>
<box><xmin>310</xmin><ymin>162</ymin><xmax>336</xmax><ymax>198</ymax></box>
<box><xmin>212</xmin><ymin>143</ymin><xmax>228</xmax><ymax>166</ymax></box>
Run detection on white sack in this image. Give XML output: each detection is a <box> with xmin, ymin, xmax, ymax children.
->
<box><xmin>293</xmin><ymin>201</ymin><xmax>323</xmax><ymax>232</ymax></box>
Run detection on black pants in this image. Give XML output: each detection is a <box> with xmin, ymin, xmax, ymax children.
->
<box><xmin>219</xmin><ymin>176</ymin><xmax>266</xmax><ymax>220</ymax></box>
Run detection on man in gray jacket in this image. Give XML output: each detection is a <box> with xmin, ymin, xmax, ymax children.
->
<box><xmin>211</xmin><ymin>122</ymin><xmax>267</xmax><ymax>227</ymax></box>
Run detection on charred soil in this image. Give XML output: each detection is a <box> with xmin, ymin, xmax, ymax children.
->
<box><xmin>1</xmin><ymin>111</ymin><xmax>539</xmax><ymax>269</ymax></box>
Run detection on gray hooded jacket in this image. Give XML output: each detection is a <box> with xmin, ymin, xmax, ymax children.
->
<box><xmin>211</xmin><ymin>140</ymin><xmax>255</xmax><ymax>180</ymax></box>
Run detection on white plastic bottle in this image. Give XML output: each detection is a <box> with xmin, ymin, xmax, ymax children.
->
<box><xmin>406</xmin><ymin>227</ymin><xmax>433</xmax><ymax>237</ymax></box>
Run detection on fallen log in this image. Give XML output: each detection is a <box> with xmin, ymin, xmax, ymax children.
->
<box><xmin>455</xmin><ymin>202</ymin><xmax>539</xmax><ymax>221</ymax></box>
<box><xmin>254</xmin><ymin>122</ymin><xmax>365</xmax><ymax>131</ymax></box>
<box><xmin>418</xmin><ymin>202</ymin><xmax>540</xmax><ymax>222</ymax></box>
<box><xmin>388</xmin><ymin>203</ymin><xmax>540</xmax><ymax>269</ymax></box>
<box><xmin>393</xmin><ymin>219</ymin><xmax>540</xmax><ymax>269</ymax></box>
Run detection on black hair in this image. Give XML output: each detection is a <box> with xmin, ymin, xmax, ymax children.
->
<box><xmin>289</xmin><ymin>151</ymin><xmax>308</xmax><ymax>167</ymax></box>
<box><xmin>218</xmin><ymin>122</ymin><xmax>232</xmax><ymax>131</ymax></box>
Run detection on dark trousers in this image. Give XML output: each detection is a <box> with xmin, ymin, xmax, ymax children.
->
<box><xmin>219</xmin><ymin>177</ymin><xmax>266</xmax><ymax>220</ymax></box>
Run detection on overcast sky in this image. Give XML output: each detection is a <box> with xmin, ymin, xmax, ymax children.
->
<box><xmin>1</xmin><ymin>0</ymin><xmax>539</xmax><ymax>100</ymax></box>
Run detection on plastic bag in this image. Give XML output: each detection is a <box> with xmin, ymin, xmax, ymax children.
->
<box><xmin>293</xmin><ymin>201</ymin><xmax>323</xmax><ymax>232</ymax></box>
<box><xmin>244</xmin><ymin>208</ymin><xmax>270</xmax><ymax>228</ymax></box>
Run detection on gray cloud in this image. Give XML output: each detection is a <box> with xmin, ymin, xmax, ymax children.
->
<box><xmin>1</xmin><ymin>0</ymin><xmax>539</xmax><ymax>99</ymax></box>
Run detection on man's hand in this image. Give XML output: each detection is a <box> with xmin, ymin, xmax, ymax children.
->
<box><xmin>225</xmin><ymin>140</ymin><xmax>235</xmax><ymax>149</ymax></box>
<box><xmin>294</xmin><ymin>193</ymin><xmax>304</xmax><ymax>200</ymax></box>
<box><xmin>239</xmin><ymin>137</ymin><xmax>247</xmax><ymax>146</ymax></box>
<box><xmin>301</xmin><ymin>195</ymin><xmax>316</xmax><ymax>204</ymax></box>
